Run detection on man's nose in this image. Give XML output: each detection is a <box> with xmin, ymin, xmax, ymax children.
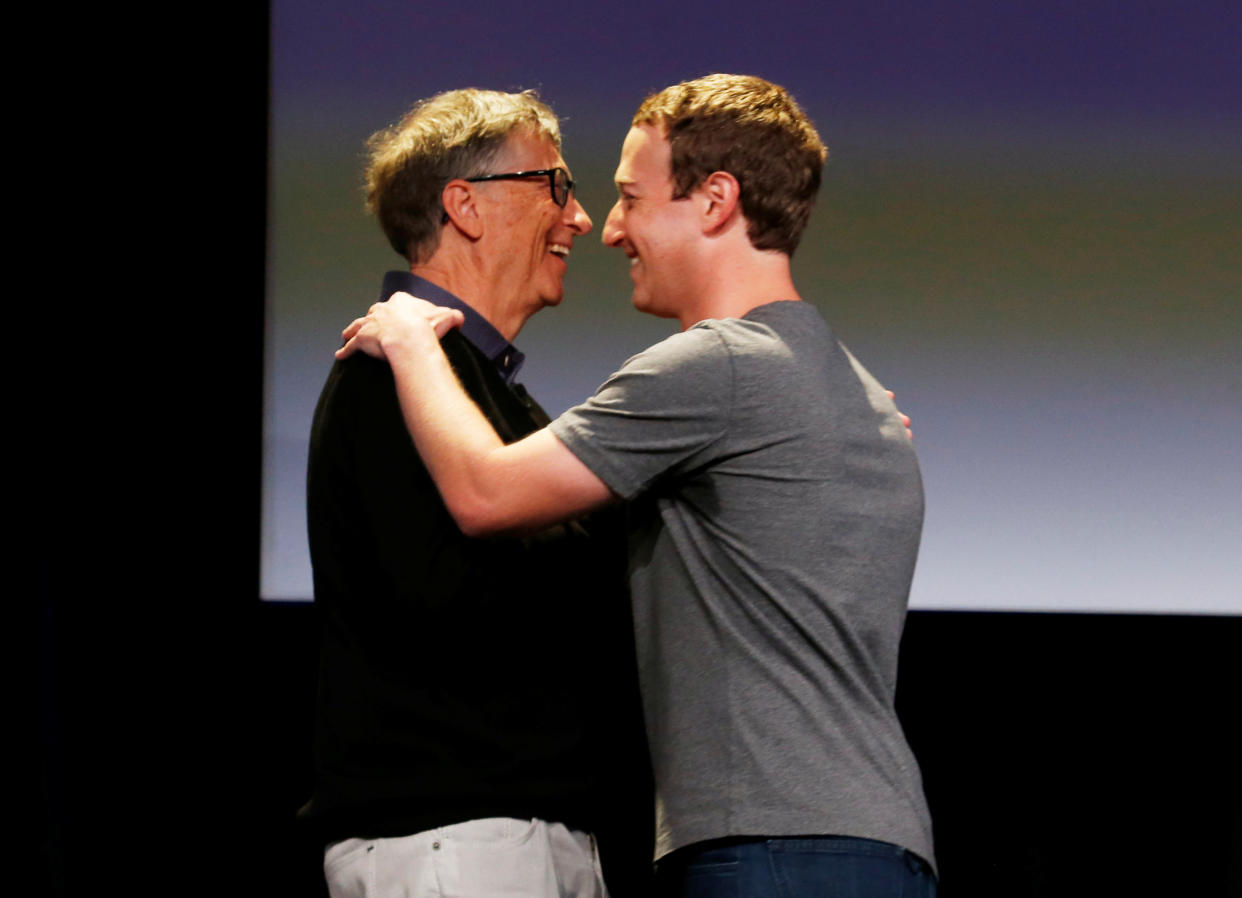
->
<box><xmin>602</xmin><ymin>201</ymin><xmax>624</xmax><ymax>247</ymax></box>
<box><xmin>566</xmin><ymin>196</ymin><xmax>592</xmax><ymax>234</ymax></box>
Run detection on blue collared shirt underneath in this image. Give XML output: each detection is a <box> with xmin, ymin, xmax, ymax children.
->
<box><xmin>379</xmin><ymin>270</ymin><xmax>526</xmax><ymax>383</ymax></box>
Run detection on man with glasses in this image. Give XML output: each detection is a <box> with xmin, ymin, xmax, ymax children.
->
<box><xmin>303</xmin><ymin>88</ymin><xmax>650</xmax><ymax>898</ymax></box>
<box><xmin>337</xmin><ymin>75</ymin><xmax>937</xmax><ymax>897</ymax></box>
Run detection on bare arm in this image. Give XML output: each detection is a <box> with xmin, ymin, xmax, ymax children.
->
<box><xmin>337</xmin><ymin>293</ymin><xmax>616</xmax><ymax>536</ymax></box>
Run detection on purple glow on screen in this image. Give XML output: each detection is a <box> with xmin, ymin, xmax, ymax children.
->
<box><xmin>263</xmin><ymin>1</ymin><xmax>1242</xmax><ymax>611</ymax></box>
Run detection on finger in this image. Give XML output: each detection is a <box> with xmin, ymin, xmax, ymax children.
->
<box><xmin>336</xmin><ymin>335</ymin><xmax>357</xmax><ymax>359</ymax></box>
<box><xmin>341</xmin><ymin>316</ymin><xmax>368</xmax><ymax>340</ymax></box>
<box><xmin>886</xmin><ymin>390</ymin><xmax>895</xmax><ymax>399</ymax></box>
<box><xmin>429</xmin><ymin>308</ymin><xmax>466</xmax><ymax>339</ymax></box>
<box><xmin>900</xmin><ymin>413</ymin><xmax>911</xmax><ymax>428</ymax></box>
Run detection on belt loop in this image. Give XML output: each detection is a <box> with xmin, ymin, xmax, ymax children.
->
<box><xmin>903</xmin><ymin>848</ymin><xmax>925</xmax><ymax>875</ymax></box>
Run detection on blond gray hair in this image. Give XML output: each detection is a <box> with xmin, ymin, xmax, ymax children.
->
<box><xmin>365</xmin><ymin>89</ymin><xmax>561</xmax><ymax>262</ymax></box>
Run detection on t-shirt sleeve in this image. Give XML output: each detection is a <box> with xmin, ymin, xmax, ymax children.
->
<box><xmin>548</xmin><ymin>324</ymin><xmax>733</xmax><ymax>500</ymax></box>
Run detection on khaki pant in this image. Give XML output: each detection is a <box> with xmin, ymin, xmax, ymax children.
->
<box><xmin>324</xmin><ymin>817</ymin><xmax>609</xmax><ymax>898</ymax></box>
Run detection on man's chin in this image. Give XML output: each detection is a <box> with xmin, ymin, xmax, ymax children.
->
<box><xmin>534</xmin><ymin>279</ymin><xmax>565</xmax><ymax>310</ymax></box>
<box><xmin>630</xmin><ymin>290</ymin><xmax>657</xmax><ymax>316</ymax></box>
<box><xmin>630</xmin><ymin>292</ymin><xmax>680</xmax><ymax>322</ymax></box>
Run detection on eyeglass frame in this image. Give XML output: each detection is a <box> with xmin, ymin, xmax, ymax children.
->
<box><xmin>463</xmin><ymin>167</ymin><xmax>576</xmax><ymax>208</ymax></box>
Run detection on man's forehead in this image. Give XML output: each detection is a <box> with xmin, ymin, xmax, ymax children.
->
<box><xmin>614</xmin><ymin>124</ymin><xmax>669</xmax><ymax>184</ymax></box>
<box><xmin>496</xmin><ymin>131</ymin><xmax>562</xmax><ymax>167</ymax></box>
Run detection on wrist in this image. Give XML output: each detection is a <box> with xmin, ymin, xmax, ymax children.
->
<box><xmin>381</xmin><ymin>322</ymin><xmax>444</xmax><ymax>374</ymax></box>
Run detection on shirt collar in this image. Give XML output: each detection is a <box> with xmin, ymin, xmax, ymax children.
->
<box><xmin>379</xmin><ymin>271</ymin><xmax>526</xmax><ymax>382</ymax></box>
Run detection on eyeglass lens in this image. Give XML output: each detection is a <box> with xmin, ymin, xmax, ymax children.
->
<box><xmin>552</xmin><ymin>169</ymin><xmax>570</xmax><ymax>207</ymax></box>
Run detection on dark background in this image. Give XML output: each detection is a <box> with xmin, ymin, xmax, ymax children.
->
<box><xmin>241</xmin><ymin>604</ymin><xmax>1242</xmax><ymax>896</ymax></box>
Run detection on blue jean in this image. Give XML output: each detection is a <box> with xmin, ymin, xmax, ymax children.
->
<box><xmin>654</xmin><ymin>836</ymin><xmax>937</xmax><ymax>898</ymax></box>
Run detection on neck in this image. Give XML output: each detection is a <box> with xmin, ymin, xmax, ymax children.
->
<box><xmin>676</xmin><ymin>244</ymin><xmax>801</xmax><ymax>330</ymax></box>
<box><xmin>412</xmin><ymin>224</ymin><xmax>539</xmax><ymax>340</ymax></box>
<box><xmin>411</xmin><ymin>248</ymin><xmax>527</xmax><ymax>342</ymax></box>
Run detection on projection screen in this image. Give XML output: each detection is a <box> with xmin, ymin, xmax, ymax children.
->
<box><xmin>263</xmin><ymin>1</ymin><xmax>1241</xmax><ymax>613</ymax></box>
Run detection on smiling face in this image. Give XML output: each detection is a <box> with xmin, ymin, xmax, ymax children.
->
<box><xmin>475</xmin><ymin>131</ymin><xmax>592</xmax><ymax>335</ymax></box>
<box><xmin>602</xmin><ymin>124</ymin><xmax>703</xmax><ymax>322</ymax></box>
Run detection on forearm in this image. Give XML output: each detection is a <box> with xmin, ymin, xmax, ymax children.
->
<box><xmin>382</xmin><ymin>329</ymin><xmax>613</xmax><ymax>536</ymax></box>
<box><xmin>335</xmin><ymin>292</ymin><xmax>615</xmax><ymax>534</ymax></box>
<box><xmin>381</xmin><ymin>332</ymin><xmax>514</xmax><ymax>534</ymax></box>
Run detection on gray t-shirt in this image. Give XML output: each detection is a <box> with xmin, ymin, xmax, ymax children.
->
<box><xmin>549</xmin><ymin>301</ymin><xmax>935</xmax><ymax>869</ymax></box>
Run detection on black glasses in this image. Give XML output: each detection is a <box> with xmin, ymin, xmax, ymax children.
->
<box><xmin>465</xmin><ymin>167</ymin><xmax>575</xmax><ymax>208</ymax></box>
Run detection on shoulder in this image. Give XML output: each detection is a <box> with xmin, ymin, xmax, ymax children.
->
<box><xmin>315</xmin><ymin>354</ymin><xmax>392</xmax><ymax>415</ymax></box>
<box><xmin>315</xmin><ymin>332</ymin><xmax>491</xmax><ymax>433</ymax></box>
<box><xmin>713</xmin><ymin>301</ymin><xmax>836</xmax><ymax>369</ymax></box>
<box><xmin>616</xmin><ymin>321</ymin><xmax>734</xmax><ymax>379</ymax></box>
<box><xmin>630</xmin><ymin>305</ymin><xmax>816</xmax><ymax>377</ymax></box>
<box><xmin>734</xmin><ymin>300</ymin><xmax>830</xmax><ymax>343</ymax></box>
<box><xmin>557</xmin><ymin>324</ymin><xmax>738</xmax><ymax>432</ymax></box>
<box><xmin>579</xmin><ymin>325</ymin><xmax>736</xmax><ymax>416</ymax></box>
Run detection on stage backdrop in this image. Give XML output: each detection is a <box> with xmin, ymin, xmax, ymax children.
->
<box><xmin>262</xmin><ymin>1</ymin><xmax>1241</xmax><ymax>613</ymax></box>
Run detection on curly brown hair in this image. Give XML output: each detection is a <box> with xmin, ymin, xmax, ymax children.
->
<box><xmin>633</xmin><ymin>74</ymin><xmax>827</xmax><ymax>256</ymax></box>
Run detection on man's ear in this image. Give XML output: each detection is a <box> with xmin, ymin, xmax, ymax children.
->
<box><xmin>700</xmin><ymin>171</ymin><xmax>740</xmax><ymax>236</ymax></box>
<box><xmin>441</xmin><ymin>180</ymin><xmax>485</xmax><ymax>239</ymax></box>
